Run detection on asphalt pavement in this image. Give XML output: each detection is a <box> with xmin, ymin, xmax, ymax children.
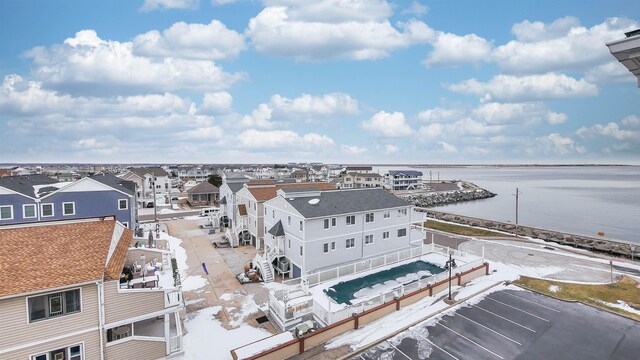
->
<box><xmin>354</xmin><ymin>289</ymin><xmax>640</xmax><ymax>360</ymax></box>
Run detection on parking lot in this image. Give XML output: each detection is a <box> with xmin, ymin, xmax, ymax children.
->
<box><xmin>354</xmin><ymin>289</ymin><xmax>640</xmax><ymax>359</ymax></box>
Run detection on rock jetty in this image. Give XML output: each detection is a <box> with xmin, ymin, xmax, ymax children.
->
<box><xmin>400</xmin><ymin>188</ymin><xmax>496</xmax><ymax>207</ymax></box>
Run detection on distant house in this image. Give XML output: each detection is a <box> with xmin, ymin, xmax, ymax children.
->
<box><xmin>344</xmin><ymin>166</ymin><xmax>372</xmax><ymax>173</ymax></box>
<box><xmin>218</xmin><ymin>177</ymin><xmax>250</xmax><ymax>230</ymax></box>
<box><xmin>182</xmin><ymin>178</ymin><xmax>198</xmax><ymax>191</ymax></box>
<box><xmin>186</xmin><ymin>181</ymin><xmax>219</xmax><ymax>206</ymax></box>
<box><xmin>339</xmin><ymin>172</ymin><xmax>383</xmax><ymax>189</ymax></box>
<box><xmin>259</xmin><ymin>188</ymin><xmax>424</xmax><ymax>280</ymax></box>
<box><xmin>307</xmin><ymin>165</ymin><xmax>328</xmax><ymax>182</ymax></box>
<box><xmin>0</xmin><ymin>219</ymin><xmax>184</xmax><ymax>359</ymax></box>
<box><xmin>0</xmin><ymin>173</ymin><xmax>137</xmax><ymax>228</ymax></box>
<box><xmin>386</xmin><ymin>170</ymin><xmax>424</xmax><ymax>190</ymax></box>
<box><xmin>290</xmin><ymin>169</ymin><xmax>308</xmax><ymax>182</ymax></box>
<box><xmin>120</xmin><ymin>167</ymin><xmax>170</xmax><ymax>206</ymax></box>
<box><xmin>235</xmin><ymin>181</ymin><xmax>335</xmax><ymax>249</ymax></box>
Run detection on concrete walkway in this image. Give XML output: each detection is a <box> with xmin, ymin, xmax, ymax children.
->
<box><xmin>164</xmin><ymin>219</ymin><xmax>277</xmax><ymax>333</ymax></box>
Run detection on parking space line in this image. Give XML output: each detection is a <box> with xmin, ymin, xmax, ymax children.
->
<box><xmin>471</xmin><ymin>305</ymin><xmax>536</xmax><ymax>332</ymax></box>
<box><xmin>359</xmin><ymin>355</ymin><xmax>366</xmax><ymax>360</ymax></box>
<box><xmin>501</xmin><ymin>292</ymin><xmax>560</xmax><ymax>313</ymax></box>
<box><xmin>387</xmin><ymin>341</ymin><xmax>413</xmax><ymax>360</ymax></box>
<box><xmin>456</xmin><ymin>313</ymin><xmax>522</xmax><ymax>345</ymax></box>
<box><xmin>412</xmin><ymin>331</ymin><xmax>460</xmax><ymax>360</ymax></box>
<box><xmin>437</xmin><ymin>323</ymin><xmax>504</xmax><ymax>359</ymax></box>
<box><xmin>485</xmin><ymin>297</ymin><xmax>550</xmax><ymax>322</ymax></box>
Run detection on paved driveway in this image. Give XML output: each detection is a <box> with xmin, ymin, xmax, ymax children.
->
<box><xmin>354</xmin><ymin>289</ymin><xmax>640</xmax><ymax>360</ymax></box>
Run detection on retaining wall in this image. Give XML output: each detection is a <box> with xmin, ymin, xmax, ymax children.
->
<box><xmin>422</xmin><ymin>210</ymin><xmax>639</xmax><ymax>259</ymax></box>
<box><xmin>231</xmin><ymin>263</ymin><xmax>489</xmax><ymax>360</ymax></box>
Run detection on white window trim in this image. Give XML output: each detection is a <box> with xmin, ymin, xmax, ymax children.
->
<box><xmin>383</xmin><ymin>231</ymin><xmax>390</xmax><ymax>239</ymax></box>
<box><xmin>323</xmin><ymin>243</ymin><xmax>329</xmax><ymax>253</ymax></box>
<box><xmin>30</xmin><ymin>341</ymin><xmax>85</xmax><ymax>360</ymax></box>
<box><xmin>331</xmin><ymin>241</ymin><xmax>336</xmax><ymax>251</ymax></box>
<box><xmin>62</xmin><ymin>202</ymin><xmax>75</xmax><ymax>216</ymax></box>
<box><xmin>118</xmin><ymin>199</ymin><xmax>128</xmax><ymax>210</ymax></box>
<box><xmin>345</xmin><ymin>238</ymin><xmax>355</xmax><ymax>249</ymax></box>
<box><xmin>0</xmin><ymin>205</ymin><xmax>14</xmax><ymax>220</ymax></box>
<box><xmin>346</xmin><ymin>215</ymin><xmax>356</xmax><ymax>226</ymax></box>
<box><xmin>40</xmin><ymin>203</ymin><xmax>55</xmax><ymax>217</ymax></box>
<box><xmin>23</xmin><ymin>204</ymin><xmax>37</xmax><ymax>219</ymax></box>
<box><xmin>365</xmin><ymin>234</ymin><xmax>374</xmax><ymax>245</ymax></box>
<box><xmin>323</xmin><ymin>218</ymin><xmax>330</xmax><ymax>230</ymax></box>
<box><xmin>331</xmin><ymin>217</ymin><xmax>337</xmax><ymax>227</ymax></box>
<box><xmin>26</xmin><ymin>287</ymin><xmax>83</xmax><ymax>324</ymax></box>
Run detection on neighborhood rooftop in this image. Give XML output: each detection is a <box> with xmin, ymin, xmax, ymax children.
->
<box><xmin>0</xmin><ymin>174</ymin><xmax>58</xmax><ymax>197</ymax></box>
<box><xmin>389</xmin><ymin>170</ymin><xmax>423</xmax><ymax>176</ymax></box>
<box><xmin>128</xmin><ymin>166</ymin><xmax>168</xmax><ymax>177</ymax></box>
<box><xmin>90</xmin><ymin>173</ymin><xmax>135</xmax><ymax>195</ymax></box>
<box><xmin>186</xmin><ymin>181</ymin><xmax>219</xmax><ymax>194</ymax></box>
<box><xmin>248</xmin><ymin>182</ymin><xmax>335</xmax><ymax>201</ymax></box>
<box><xmin>281</xmin><ymin>187</ymin><xmax>410</xmax><ymax>218</ymax></box>
<box><xmin>0</xmin><ymin>219</ymin><xmax>132</xmax><ymax>298</ymax></box>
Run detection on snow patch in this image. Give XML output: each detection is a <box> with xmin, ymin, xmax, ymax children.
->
<box><xmin>548</xmin><ymin>285</ymin><xmax>561</xmax><ymax>293</ymax></box>
<box><xmin>594</xmin><ymin>299</ymin><xmax>640</xmax><ymax>316</ymax></box>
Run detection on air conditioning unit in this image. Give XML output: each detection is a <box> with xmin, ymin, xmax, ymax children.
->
<box><xmin>278</xmin><ymin>259</ymin><xmax>289</xmax><ymax>273</ymax></box>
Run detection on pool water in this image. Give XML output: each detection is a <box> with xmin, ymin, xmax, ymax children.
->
<box><xmin>324</xmin><ymin>261</ymin><xmax>445</xmax><ymax>305</ymax></box>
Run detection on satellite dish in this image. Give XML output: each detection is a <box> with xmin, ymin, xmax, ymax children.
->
<box><xmin>308</xmin><ymin>198</ymin><xmax>320</xmax><ymax>205</ymax></box>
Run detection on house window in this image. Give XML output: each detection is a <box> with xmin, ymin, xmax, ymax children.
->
<box><xmin>365</xmin><ymin>234</ymin><xmax>374</xmax><ymax>245</ymax></box>
<box><xmin>122</xmin><ymin>222</ymin><xmax>129</xmax><ymax>228</ymax></box>
<box><xmin>288</xmin><ymin>216</ymin><xmax>291</xmax><ymax>226</ymax></box>
<box><xmin>383</xmin><ymin>231</ymin><xmax>390</xmax><ymax>239</ymax></box>
<box><xmin>299</xmin><ymin>246</ymin><xmax>303</xmax><ymax>256</ymax></box>
<box><xmin>383</xmin><ymin>210</ymin><xmax>390</xmax><ymax>219</ymax></box>
<box><xmin>288</xmin><ymin>239</ymin><xmax>291</xmax><ymax>248</ymax></box>
<box><xmin>28</xmin><ymin>289</ymin><xmax>81</xmax><ymax>322</ymax></box>
<box><xmin>272</xmin><ymin>210</ymin><xmax>275</xmax><ymax>219</ymax></box>
<box><xmin>0</xmin><ymin>205</ymin><xmax>13</xmax><ymax>220</ymax></box>
<box><xmin>31</xmin><ymin>343</ymin><xmax>83</xmax><ymax>360</ymax></box>
<box><xmin>331</xmin><ymin>217</ymin><xmax>337</xmax><ymax>227</ymax></box>
<box><xmin>323</xmin><ymin>243</ymin><xmax>329</xmax><ymax>253</ymax></box>
<box><xmin>41</xmin><ymin>203</ymin><xmax>54</xmax><ymax>217</ymax></box>
<box><xmin>323</xmin><ymin>218</ymin><xmax>330</xmax><ymax>229</ymax></box>
<box><xmin>397</xmin><ymin>208</ymin><xmax>407</xmax><ymax>217</ymax></box>
<box><xmin>398</xmin><ymin>228</ymin><xmax>407</xmax><ymax>237</ymax></box>
<box><xmin>299</xmin><ymin>221</ymin><xmax>303</xmax><ymax>231</ymax></box>
<box><xmin>23</xmin><ymin>204</ymin><xmax>37</xmax><ymax>218</ymax></box>
<box><xmin>346</xmin><ymin>215</ymin><xmax>355</xmax><ymax>226</ymax></box>
<box><xmin>118</xmin><ymin>199</ymin><xmax>128</xmax><ymax>210</ymax></box>
<box><xmin>365</xmin><ymin>213</ymin><xmax>375</xmax><ymax>223</ymax></box>
<box><xmin>62</xmin><ymin>202</ymin><xmax>75</xmax><ymax>216</ymax></box>
<box><xmin>346</xmin><ymin>238</ymin><xmax>355</xmax><ymax>249</ymax></box>
<box><xmin>331</xmin><ymin>241</ymin><xmax>336</xmax><ymax>251</ymax></box>
<box><xmin>107</xmin><ymin>324</ymin><xmax>132</xmax><ymax>342</ymax></box>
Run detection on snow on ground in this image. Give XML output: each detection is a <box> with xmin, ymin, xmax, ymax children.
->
<box><xmin>159</xmin><ymin>208</ymin><xmax>177</xmax><ymax>214</ymax></box>
<box><xmin>325</xmin><ymin>261</ymin><xmax>560</xmax><ymax>351</ymax></box>
<box><xmin>234</xmin><ymin>332</ymin><xmax>295</xmax><ymax>360</ymax></box>
<box><xmin>549</xmin><ymin>285</ymin><xmax>561</xmax><ymax>293</ymax></box>
<box><xmin>594</xmin><ymin>299</ymin><xmax>640</xmax><ymax>316</ymax></box>
<box><xmin>181</xmin><ymin>306</ymin><xmax>272</xmax><ymax>360</ymax></box>
<box><xmin>228</xmin><ymin>293</ymin><xmax>262</xmax><ymax>327</ymax></box>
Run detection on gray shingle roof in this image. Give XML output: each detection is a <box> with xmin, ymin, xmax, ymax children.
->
<box><xmin>219</xmin><ymin>196</ymin><xmax>227</xmax><ymax>205</ymax></box>
<box><xmin>128</xmin><ymin>167</ymin><xmax>168</xmax><ymax>177</ymax></box>
<box><xmin>285</xmin><ymin>188</ymin><xmax>409</xmax><ymax>218</ymax></box>
<box><xmin>227</xmin><ymin>181</ymin><xmax>248</xmax><ymax>193</ymax></box>
<box><xmin>0</xmin><ymin>174</ymin><xmax>58</xmax><ymax>198</ymax></box>
<box><xmin>90</xmin><ymin>173</ymin><xmax>135</xmax><ymax>195</ymax></box>
<box><xmin>389</xmin><ymin>170</ymin><xmax>423</xmax><ymax>177</ymax></box>
<box><xmin>186</xmin><ymin>181</ymin><xmax>219</xmax><ymax>194</ymax></box>
<box><xmin>268</xmin><ymin>220</ymin><xmax>285</xmax><ymax>237</ymax></box>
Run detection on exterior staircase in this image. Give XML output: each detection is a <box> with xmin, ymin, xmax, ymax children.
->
<box><xmin>254</xmin><ymin>254</ymin><xmax>274</xmax><ymax>283</ymax></box>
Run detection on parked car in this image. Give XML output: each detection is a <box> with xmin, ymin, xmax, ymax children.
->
<box><xmin>199</xmin><ymin>207</ymin><xmax>220</xmax><ymax>217</ymax></box>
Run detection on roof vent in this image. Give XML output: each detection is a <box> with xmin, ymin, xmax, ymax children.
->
<box><xmin>308</xmin><ymin>198</ymin><xmax>320</xmax><ymax>205</ymax></box>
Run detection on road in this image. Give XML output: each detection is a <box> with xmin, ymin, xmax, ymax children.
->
<box><xmin>138</xmin><ymin>209</ymin><xmax>201</xmax><ymax>222</ymax></box>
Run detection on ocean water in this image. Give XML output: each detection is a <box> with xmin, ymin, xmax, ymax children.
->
<box><xmin>372</xmin><ymin>166</ymin><xmax>640</xmax><ymax>244</ymax></box>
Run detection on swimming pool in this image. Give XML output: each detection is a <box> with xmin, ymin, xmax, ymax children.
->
<box><xmin>324</xmin><ymin>261</ymin><xmax>445</xmax><ymax>305</ymax></box>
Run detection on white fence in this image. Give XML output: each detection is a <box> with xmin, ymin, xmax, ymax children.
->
<box><xmin>305</xmin><ymin>244</ymin><xmax>428</xmax><ymax>287</ymax></box>
<box><xmin>169</xmin><ymin>335</ymin><xmax>182</xmax><ymax>353</ymax></box>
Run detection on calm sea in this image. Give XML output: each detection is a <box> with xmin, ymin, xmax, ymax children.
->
<box><xmin>371</xmin><ymin>166</ymin><xmax>640</xmax><ymax>244</ymax></box>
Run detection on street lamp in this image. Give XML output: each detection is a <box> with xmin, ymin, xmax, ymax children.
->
<box><xmin>445</xmin><ymin>253</ymin><xmax>457</xmax><ymax>301</ymax></box>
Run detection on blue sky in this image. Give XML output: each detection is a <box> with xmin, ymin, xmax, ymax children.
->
<box><xmin>0</xmin><ymin>0</ymin><xmax>638</xmax><ymax>164</ymax></box>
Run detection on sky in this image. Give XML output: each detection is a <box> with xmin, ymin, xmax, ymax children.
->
<box><xmin>0</xmin><ymin>0</ymin><xmax>639</xmax><ymax>164</ymax></box>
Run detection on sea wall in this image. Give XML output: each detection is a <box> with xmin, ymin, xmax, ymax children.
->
<box><xmin>400</xmin><ymin>188</ymin><xmax>496</xmax><ymax>207</ymax></box>
<box><xmin>422</xmin><ymin>210</ymin><xmax>639</xmax><ymax>259</ymax></box>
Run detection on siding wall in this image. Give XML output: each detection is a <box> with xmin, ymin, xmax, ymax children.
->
<box><xmin>0</xmin><ymin>285</ymin><xmax>100</xmax><ymax>359</ymax></box>
<box><xmin>2</xmin><ymin>330</ymin><xmax>101</xmax><ymax>360</ymax></box>
<box><xmin>105</xmin><ymin>338</ymin><xmax>166</xmax><ymax>360</ymax></box>
<box><xmin>0</xmin><ymin>193</ymin><xmax>38</xmax><ymax>224</ymax></box>
<box><xmin>44</xmin><ymin>191</ymin><xmax>133</xmax><ymax>227</ymax></box>
<box><xmin>103</xmin><ymin>281</ymin><xmax>166</xmax><ymax>324</ymax></box>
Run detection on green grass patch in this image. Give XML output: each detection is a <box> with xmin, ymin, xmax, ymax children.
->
<box><xmin>425</xmin><ymin>220</ymin><xmax>513</xmax><ymax>238</ymax></box>
<box><xmin>514</xmin><ymin>276</ymin><xmax>640</xmax><ymax>320</ymax></box>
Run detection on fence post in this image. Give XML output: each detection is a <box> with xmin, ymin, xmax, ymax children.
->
<box><xmin>395</xmin><ymin>296</ymin><xmax>400</xmax><ymax>311</ymax></box>
<box><xmin>428</xmin><ymin>284</ymin><xmax>433</xmax><ymax>296</ymax></box>
<box><xmin>457</xmin><ymin>273</ymin><xmax>462</xmax><ymax>286</ymax></box>
<box><xmin>485</xmin><ymin>262</ymin><xmax>490</xmax><ymax>275</ymax></box>
<box><xmin>299</xmin><ymin>337</ymin><xmax>305</xmax><ymax>354</ymax></box>
<box><xmin>353</xmin><ymin>313</ymin><xmax>359</xmax><ymax>329</ymax></box>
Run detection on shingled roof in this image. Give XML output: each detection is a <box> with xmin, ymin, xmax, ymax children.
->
<box><xmin>128</xmin><ymin>167</ymin><xmax>168</xmax><ymax>177</ymax></box>
<box><xmin>0</xmin><ymin>174</ymin><xmax>58</xmax><ymax>198</ymax></box>
<box><xmin>186</xmin><ymin>181</ymin><xmax>219</xmax><ymax>194</ymax></box>
<box><xmin>248</xmin><ymin>182</ymin><xmax>335</xmax><ymax>202</ymax></box>
<box><xmin>0</xmin><ymin>220</ymin><xmax>132</xmax><ymax>298</ymax></box>
<box><xmin>283</xmin><ymin>188</ymin><xmax>409</xmax><ymax>219</ymax></box>
<box><xmin>268</xmin><ymin>220</ymin><xmax>285</xmax><ymax>237</ymax></box>
<box><xmin>90</xmin><ymin>173</ymin><xmax>135</xmax><ymax>195</ymax></box>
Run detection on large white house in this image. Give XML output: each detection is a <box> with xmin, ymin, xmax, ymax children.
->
<box><xmin>258</xmin><ymin>188</ymin><xmax>424</xmax><ymax>280</ymax></box>
<box><xmin>120</xmin><ymin>167</ymin><xmax>171</xmax><ymax>206</ymax></box>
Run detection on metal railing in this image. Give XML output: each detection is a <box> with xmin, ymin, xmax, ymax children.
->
<box><xmin>169</xmin><ymin>335</ymin><xmax>182</xmax><ymax>353</ymax></box>
<box><xmin>165</xmin><ymin>290</ymin><xmax>182</xmax><ymax>308</ymax></box>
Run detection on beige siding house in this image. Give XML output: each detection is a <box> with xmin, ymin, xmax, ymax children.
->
<box><xmin>0</xmin><ymin>218</ymin><xmax>184</xmax><ymax>360</ymax></box>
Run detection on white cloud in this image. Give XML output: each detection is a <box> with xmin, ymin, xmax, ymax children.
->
<box><xmin>447</xmin><ymin>118</ymin><xmax>504</xmax><ymax>136</ymax></box>
<box><xmin>236</xmin><ymin>129</ymin><xmax>334</xmax><ymax>149</ymax></box>
<box><xmin>621</xmin><ymin>115</ymin><xmax>640</xmax><ymax>128</ymax></box>
<box><xmin>361</xmin><ymin>111</ymin><xmax>414</xmax><ymax>137</ymax></box>
<box><xmin>402</xmin><ymin>1</ymin><xmax>428</xmax><ymax>16</ymax></box>
<box><xmin>25</xmin><ymin>30</ymin><xmax>243</xmax><ymax>96</ymax></box>
<box><xmin>445</xmin><ymin>73</ymin><xmax>598</xmax><ymax>101</ymax></box>
<box><xmin>246</xmin><ymin>2</ymin><xmax>434</xmax><ymax>61</ymax></box>
<box><xmin>383</xmin><ymin>144</ymin><xmax>399</xmax><ymax>154</ymax></box>
<box><xmin>132</xmin><ymin>20</ymin><xmax>246</xmax><ymax>61</ymax></box>
<box><xmin>341</xmin><ymin>145</ymin><xmax>368</xmax><ymax>154</ymax></box>
<box><xmin>140</xmin><ymin>0</ymin><xmax>199</xmax><ymax>12</ymax></box>
<box><xmin>418</xmin><ymin>123</ymin><xmax>443</xmax><ymax>138</ymax></box>
<box><xmin>584</xmin><ymin>61</ymin><xmax>637</xmax><ymax>84</ymax></box>
<box><xmin>424</xmin><ymin>32</ymin><xmax>492</xmax><ymax>67</ymax></box>
<box><xmin>537</xmin><ymin>133</ymin><xmax>585</xmax><ymax>156</ymax></box>
<box><xmin>212</xmin><ymin>0</ymin><xmax>237</xmax><ymax>5</ymax></box>
<box><xmin>200</xmin><ymin>92</ymin><xmax>233</xmax><ymax>114</ymax></box>
<box><xmin>438</xmin><ymin>141</ymin><xmax>458</xmax><ymax>153</ymax></box>
<box><xmin>577</xmin><ymin>120</ymin><xmax>640</xmax><ymax>142</ymax></box>
<box><xmin>175</xmin><ymin>125</ymin><xmax>224</xmax><ymax>140</ymax></box>
<box><xmin>493</xmin><ymin>17</ymin><xmax>638</xmax><ymax>74</ymax></box>
<box><xmin>417</xmin><ymin>106</ymin><xmax>465</xmax><ymax>122</ymax></box>
<box><xmin>472</xmin><ymin>102</ymin><xmax>567</xmax><ymax>125</ymax></box>
<box><xmin>237</xmin><ymin>92</ymin><xmax>359</xmax><ymax>128</ymax></box>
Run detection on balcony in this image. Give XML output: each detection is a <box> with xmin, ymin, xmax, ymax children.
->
<box><xmin>105</xmin><ymin>311</ymin><xmax>183</xmax><ymax>359</ymax></box>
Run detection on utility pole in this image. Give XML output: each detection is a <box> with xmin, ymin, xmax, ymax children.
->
<box><xmin>152</xmin><ymin>173</ymin><xmax>158</xmax><ymax>223</ymax></box>
<box><xmin>513</xmin><ymin>188</ymin><xmax>523</xmax><ymax>231</ymax></box>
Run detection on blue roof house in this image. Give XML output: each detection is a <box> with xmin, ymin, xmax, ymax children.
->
<box><xmin>0</xmin><ymin>174</ymin><xmax>137</xmax><ymax>229</ymax></box>
<box><xmin>386</xmin><ymin>170</ymin><xmax>424</xmax><ymax>191</ymax></box>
